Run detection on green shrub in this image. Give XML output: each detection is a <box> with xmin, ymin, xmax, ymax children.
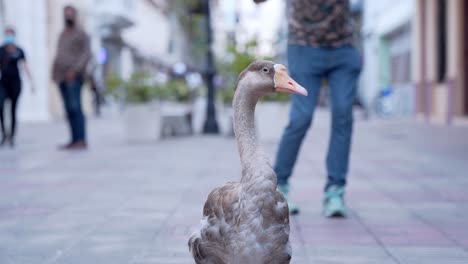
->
<box><xmin>125</xmin><ymin>72</ymin><xmax>159</xmax><ymax>103</ymax></box>
<box><xmin>164</xmin><ymin>79</ymin><xmax>191</xmax><ymax>102</ymax></box>
<box><xmin>105</xmin><ymin>73</ymin><xmax>124</xmax><ymax>100</ymax></box>
<box><xmin>105</xmin><ymin>71</ymin><xmax>197</xmax><ymax>104</ymax></box>
<box><xmin>105</xmin><ymin>71</ymin><xmax>160</xmax><ymax>104</ymax></box>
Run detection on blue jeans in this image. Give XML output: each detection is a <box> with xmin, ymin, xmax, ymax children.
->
<box><xmin>274</xmin><ymin>44</ymin><xmax>361</xmax><ymax>191</ymax></box>
<box><xmin>59</xmin><ymin>77</ymin><xmax>86</xmax><ymax>143</ymax></box>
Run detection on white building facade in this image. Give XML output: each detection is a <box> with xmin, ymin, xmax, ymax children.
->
<box><xmin>361</xmin><ymin>0</ymin><xmax>416</xmax><ymax>116</ymax></box>
<box><xmin>0</xmin><ymin>0</ymin><xmax>49</xmax><ymax>121</ymax></box>
<box><xmin>0</xmin><ymin>0</ymin><xmax>185</xmax><ymax>122</ymax></box>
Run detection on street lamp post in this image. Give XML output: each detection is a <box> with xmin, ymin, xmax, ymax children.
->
<box><xmin>201</xmin><ymin>0</ymin><xmax>219</xmax><ymax>134</ymax></box>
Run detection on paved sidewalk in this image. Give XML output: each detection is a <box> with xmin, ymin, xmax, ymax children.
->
<box><xmin>1</xmin><ymin>111</ymin><xmax>468</xmax><ymax>264</ymax></box>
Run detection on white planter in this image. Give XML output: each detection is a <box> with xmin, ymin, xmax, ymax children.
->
<box><xmin>161</xmin><ymin>101</ymin><xmax>191</xmax><ymax>115</ymax></box>
<box><xmin>160</xmin><ymin>101</ymin><xmax>192</xmax><ymax>137</ymax></box>
<box><xmin>191</xmin><ymin>97</ymin><xmax>206</xmax><ymax>134</ymax></box>
<box><xmin>191</xmin><ymin>97</ymin><xmax>227</xmax><ymax>135</ymax></box>
<box><xmin>256</xmin><ymin>102</ymin><xmax>290</xmax><ymax>142</ymax></box>
<box><xmin>124</xmin><ymin>102</ymin><xmax>161</xmax><ymax>142</ymax></box>
<box><xmin>219</xmin><ymin>104</ymin><xmax>234</xmax><ymax>137</ymax></box>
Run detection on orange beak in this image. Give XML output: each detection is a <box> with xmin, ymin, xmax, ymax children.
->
<box><xmin>273</xmin><ymin>64</ymin><xmax>308</xmax><ymax>96</ymax></box>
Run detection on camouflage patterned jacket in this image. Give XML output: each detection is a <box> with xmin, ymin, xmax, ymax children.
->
<box><xmin>288</xmin><ymin>0</ymin><xmax>354</xmax><ymax>47</ymax></box>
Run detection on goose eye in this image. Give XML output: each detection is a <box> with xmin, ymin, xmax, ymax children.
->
<box><xmin>262</xmin><ymin>67</ymin><xmax>269</xmax><ymax>73</ymax></box>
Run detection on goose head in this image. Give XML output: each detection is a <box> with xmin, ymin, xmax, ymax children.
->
<box><xmin>234</xmin><ymin>60</ymin><xmax>308</xmax><ymax>99</ymax></box>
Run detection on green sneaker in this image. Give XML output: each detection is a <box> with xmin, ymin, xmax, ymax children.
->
<box><xmin>323</xmin><ymin>186</ymin><xmax>347</xmax><ymax>218</ymax></box>
<box><xmin>277</xmin><ymin>184</ymin><xmax>300</xmax><ymax>215</ymax></box>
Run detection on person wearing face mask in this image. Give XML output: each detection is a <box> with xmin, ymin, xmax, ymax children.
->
<box><xmin>0</xmin><ymin>27</ymin><xmax>34</xmax><ymax>147</ymax></box>
<box><xmin>52</xmin><ymin>5</ymin><xmax>91</xmax><ymax>150</ymax></box>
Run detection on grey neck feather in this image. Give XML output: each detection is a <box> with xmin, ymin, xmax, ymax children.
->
<box><xmin>233</xmin><ymin>78</ymin><xmax>272</xmax><ymax>183</ymax></box>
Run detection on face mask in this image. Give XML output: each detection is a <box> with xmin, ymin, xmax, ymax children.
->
<box><xmin>65</xmin><ymin>18</ymin><xmax>75</xmax><ymax>27</ymax></box>
<box><xmin>4</xmin><ymin>34</ymin><xmax>15</xmax><ymax>44</ymax></box>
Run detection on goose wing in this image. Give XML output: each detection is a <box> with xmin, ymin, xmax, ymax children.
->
<box><xmin>189</xmin><ymin>182</ymin><xmax>241</xmax><ymax>264</ymax></box>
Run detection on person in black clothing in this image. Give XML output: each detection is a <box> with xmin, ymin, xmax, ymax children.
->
<box><xmin>0</xmin><ymin>27</ymin><xmax>34</xmax><ymax>147</ymax></box>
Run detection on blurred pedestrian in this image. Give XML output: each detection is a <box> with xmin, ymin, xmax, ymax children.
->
<box><xmin>0</xmin><ymin>26</ymin><xmax>34</xmax><ymax>148</ymax></box>
<box><xmin>254</xmin><ymin>0</ymin><xmax>361</xmax><ymax>217</ymax></box>
<box><xmin>52</xmin><ymin>5</ymin><xmax>91</xmax><ymax>150</ymax></box>
<box><xmin>86</xmin><ymin>57</ymin><xmax>104</xmax><ymax>117</ymax></box>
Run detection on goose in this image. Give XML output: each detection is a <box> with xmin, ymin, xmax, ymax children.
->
<box><xmin>188</xmin><ymin>60</ymin><xmax>308</xmax><ymax>264</ymax></box>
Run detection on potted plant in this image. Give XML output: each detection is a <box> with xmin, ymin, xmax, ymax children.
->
<box><xmin>107</xmin><ymin>71</ymin><xmax>162</xmax><ymax>142</ymax></box>
<box><xmin>161</xmin><ymin>78</ymin><xmax>192</xmax><ymax>111</ymax></box>
<box><xmin>159</xmin><ymin>78</ymin><xmax>194</xmax><ymax>137</ymax></box>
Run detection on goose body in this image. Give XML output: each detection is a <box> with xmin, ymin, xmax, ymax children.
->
<box><xmin>189</xmin><ymin>61</ymin><xmax>308</xmax><ymax>264</ymax></box>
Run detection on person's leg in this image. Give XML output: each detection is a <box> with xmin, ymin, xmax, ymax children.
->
<box><xmin>274</xmin><ymin>45</ymin><xmax>326</xmax><ymax>186</ymax></box>
<box><xmin>67</xmin><ymin>77</ymin><xmax>86</xmax><ymax>143</ymax></box>
<box><xmin>59</xmin><ymin>82</ymin><xmax>75</xmax><ymax>144</ymax></box>
<box><xmin>95</xmin><ymin>88</ymin><xmax>102</xmax><ymax>117</ymax></box>
<box><xmin>90</xmin><ymin>78</ymin><xmax>100</xmax><ymax>117</ymax></box>
<box><xmin>0</xmin><ymin>85</ymin><xmax>6</xmax><ymax>144</ymax></box>
<box><xmin>8</xmin><ymin>79</ymin><xmax>22</xmax><ymax>146</ymax></box>
<box><xmin>325</xmin><ymin>45</ymin><xmax>361</xmax><ymax>190</ymax></box>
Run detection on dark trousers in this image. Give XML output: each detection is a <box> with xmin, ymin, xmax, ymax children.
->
<box><xmin>0</xmin><ymin>78</ymin><xmax>21</xmax><ymax>139</ymax></box>
<box><xmin>59</xmin><ymin>77</ymin><xmax>86</xmax><ymax>143</ymax></box>
<box><xmin>274</xmin><ymin>44</ymin><xmax>361</xmax><ymax>191</ymax></box>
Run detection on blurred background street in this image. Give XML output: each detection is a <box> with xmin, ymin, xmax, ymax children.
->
<box><xmin>1</xmin><ymin>0</ymin><xmax>468</xmax><ymax>263</ymax></box>
<box><xmin>1</xmin><ymin>112</ymin><xmax>468</xmax><ymax>263</ymax></box>
<box><xmin>0</xmin><ymin>0</ymin><xmax>466</xmax><ymax>125</ymax></box>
